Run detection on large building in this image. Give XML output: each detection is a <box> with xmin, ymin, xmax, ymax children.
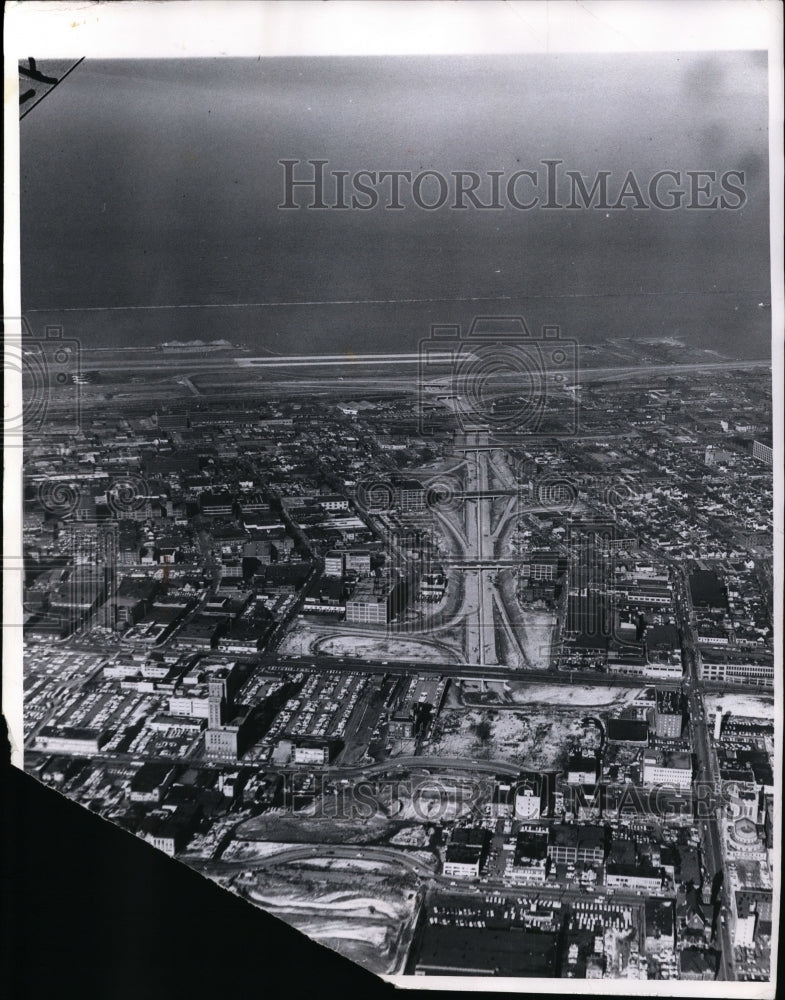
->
<box><xmin>576</xmin><ymin>825</ymin><xmax>606</xmax><ymax>865</ymax></box>
<box><xmin>394</xmin><ymin>479</ymin><xmax>428</xmax><ymax>513</ymax></box>
<box><xmin>606</xmin><ymin>718</ymin><xmax>649</xmax><ymax>746</ymax></box>
<box><xmin>142</xmin><ymin>803</ymin><xmax>200</xmax><ymax>858</ymax></box>
<box><xmin>323</xmin><ymin>551</ymin><xmax>345</xmax><ymax>577</ymax></box>
<box><xmin>293</xmin><ymin>744</ymin><xmax>330</xmax><ymax>766</ymax></box>
<box><xmin>345</xmin><ymin>549</ymin><xmax>372</xmax><ymax>576</ymax></box>
<box><xmin>645</xmin><ymin>624</ymin><xmax>682</xmax><ymax>672</ymax></box>
<box><xmin>356</xmin><ymin>479</ymin><xmax>427</xmax><ymax>514</ymax></box>
<box><xmin>204</xmin><ymin>722</ymin><xmax>244</xmax><ymax>759</ymax></box>
<box><xmin>654</xmin><ymin>689</ymin><xmax>684</xmax><ymax>738</ymax></box>
<box><xmin>344</xmin><ymin>576</ymin><xmax>410</xmax><ymax>625</ymax></box>
<box><xmin>520</xmin><ymin>549</ymin><xmax>562</xmax><ymax>582</ymax></box>
<box><xmin>699</xmin><ymin>651</ymin><xmax>774</xmax><ymax>688</ymax></box>
<box><xmin>442</xmin><ymin>845</ymin><xmax>483</xmax><ymax>880</ymax></box>
<box><xmin>169</xmin><ymin>691</ymin><xmax>210</xmax><ymax>719</ymax></box>
<box><xmin>443</xmin><ymin>827</ymin><xmax>489</xmax><ymax>879</ymax></box>
<box><xmin>688</xmin><ymin>570</ymin><xmax>728</xmax><ymax>613</ymax></box>
<box><xmin>344</xmin><ymin>578</ymin><xmax>389</xmax><ymax>625</ymax></box>
<box><xmin>642</xmin><ymin>749</ymin><xmax>692</xmax><ymax>791</ymax></box>
<box><xmin>129</xmin><ymin>762</ymin><xmax>178</xmax><ymax>804</ymax></box>
<box><xmin>412</xmin><ymin>925</ymin><xmax>558</xmax><ymax>977</ymax></box>
<box><xmin>548</xmin><ymin>824</ymin><xmax>578</xmax><ymax>865</ymax></box>
<box><xmin>704</xmin><ymin>444</ymin><xmax>735</xmax><ymax>466</ymax></box>
<box><xmin>752</xmin><ymin>439</ymin><xmax>773</xmax><ymax>466</ymax></box>
<box><xmin>566</xmin><ymin>751</ymin><xmax>599</xmax><ymax>785</ymax></box>
<box><xmin>607</xmin><ymin>657</ymin><xmax>683</xmax><ymax>681</ymax></box>
<box><xmin>724</xmin><ymin>817</ymin><xmax>768</xmax><ymax>862</ymax></box>
<box><xmin>513</xmin><ymin>826</ymin><xmax>549</xmax><ymax>883</ymax></box>
<box><xmin>316</xmin><ymin>494</ymin><xmax>350</xmax><ymax>513</ymax></box>
<box><xmin>546</xmin><ymin>824</ymin><xmax>605</xmax><ymax>866</ymax></box>
<box><xmin>679</xmin><ymin>948</ymin><xmax>719</xmax><ymax>980</ymax></box>
<box><xmin>514</xmin><ymin>776</ymin><xmax>547</xmax><ymax>820</ymax></box>
<box><xmin>727</xmin><ymin>860</ymin><xmax>773</xmax><ymax>947</ymax></box>
<box><xmin>645</xmin><ymin>897</ymin><xmax>676</xmax><ymax>957</ymax></box>
<box><xmin>34</xmin><ymin>726</ymin><xmax>107</xmax><ymax>755</ymax></box>
<box><xmin>605</xmin><ymin>863</ymin><xmax>665</xmax><ymax>893</ymax></box>
<box><xmin>204</xmin><ymin>664</ymin><xmax>249</xmax><ymax>760</ymax></box>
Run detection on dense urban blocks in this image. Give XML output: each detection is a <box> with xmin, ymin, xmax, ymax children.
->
<box><xmin>19</xmin><ymin>342</ymin><xmax>774</xmax><ymax>984</ymax></box>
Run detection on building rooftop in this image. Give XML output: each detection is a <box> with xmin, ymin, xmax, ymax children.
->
<box><xmin>679</xmin><ymin>947</ymin><xmax>719</xmax><ymax>978</ymax></box>
<box><xmin>726</xmin><ymin>859</ymin><xmax>773</xmax><ymax>892</ymax></box>
<box><xmin>644</xmin><ymin>749</ymin><xmax>691</xmax><ymax>769</ymax></box>
<box><xmin>577</xmin><ymin>825</ymin><xmax>605</xmax><ymax>850</ymax></box>
<box><xmin>688</xmin><ymin>570</ymin><xmax>728</xmax><ymax>609</ymax></box>
<box><xmin>130</xmin><ymin>762</ymin><xmax>177</xmax><ymax>793</ymax></box>
<box><xmin>445</xmin><ymin>844</ymin><xmax>482</xmax><ymax>865</ymax></box>
<box><xmin>550</xmin><ymin>824</ymin><xmax>578</xmax><ymax>849</ymax></box>
<box><xmin>607</xmin><ymin>718</ymin><xmax>649</xmax><ymax>744</ymax></box>
<box><xmin>451</xmin><ymin>827</ymin><xmax>489</xmax><ymax>849</ymax></box>
<box><xmin>656</xmin><ymin>688</ymin><xmax>682</xmax><ymax>714</ymax></box>
<box><xmin>415</xmin><ymin>925</ymin><xmax>558</xmax><ymax>977</ymax></box>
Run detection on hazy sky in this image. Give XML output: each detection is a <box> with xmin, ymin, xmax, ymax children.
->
<box><xmin>20</xmin><ymin>53</ymin><xmax>771</xmax><ymax>357</ymax></box>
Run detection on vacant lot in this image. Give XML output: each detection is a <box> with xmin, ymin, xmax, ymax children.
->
<box><xmin>506</xmin><ymin>682</ymin><xmax>640</xmax><ymax>708</ymax></box>
<box><xmin>704</xmin><ymin>693</ymin><xmax>774</xmax><ymax>721</ymax></box>
<box><xmin>430</xmin><ymin>706</ymin><xmax>585</xmax><ymax>769</ymax></box>
<box><xmin>316</xmin><ymin>634</ymin><xmax>452</xmax><ymax>663</ymax></box>
<box><xmin>236</xmin><ymin>808</ymin><xmax>398</xmax><ymax>846</ymax></box>
<box><xmin>278</xmin><ymin>620</ymin><xmax>455</xmax><ymax>663</ymax></box>
<box><xmin>236</xmin><ymin>865</ymin><xmax>420</xmax><ymax>975</ymax></box>
<box><xmin>380</xmin><ymin>776</ymin><xmax>488</xmax><ymax>825</ymax></box>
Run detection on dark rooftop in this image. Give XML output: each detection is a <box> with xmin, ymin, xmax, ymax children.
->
<box><xmin>606</xmin><ymin>718</ymin><xmax>649</xmax><ymax>744</ymax></box>
<box><xmin>415</xmin><ymin>926</ymin><xmax>558</xmax><ymax>977</ymax></box>
<box><xmin>689</xmin><ymin>570</ymin><xmax>728</xmax><ymax>609</ymax></box>
<box><xmin>451</xmin><ymin>827</ymin><xmax>489</xmax><ymax>849</ymax></box>
<box><xmin>130</xmin><ymin>761</ymin><xmax>177</xmax><ymax>793</ymax></box>
<box><xmin>445</xmin><ymin>844</ymin><xmax>482</xmax><ymax>865</ymax></box>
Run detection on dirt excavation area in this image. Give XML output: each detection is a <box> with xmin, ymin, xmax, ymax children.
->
<box><xmin>230</xmin><ymin>859</ymin><xmax>421</xmax><ymax>975</ymax></box>
<box><xmin>462</xmin><ymin>680</ymin><xmax>642</xmax><ymax>709</ymax></box>
<box><xmin>429</xmin><ymin>681</ymin><xmax>644</xmax><ymax>767</ymax></box>
<box><xmin>315</xmin><ymin>633</ymin><xmax>453</xmax><ymax>663</ymax></box>
<box><xmin>428</xmin><ymin>705</ymin><xmax>586</xmax><ymax>770</ymax></box>
<box><xmin>236</xmin><ymin>809</ymin><xmax>400</xmax><ymax>846</ymax></box>
<box><xmin>277</xmin><ymin>620</ymin><xmax>455</xmax><ymax>663</ymax></box>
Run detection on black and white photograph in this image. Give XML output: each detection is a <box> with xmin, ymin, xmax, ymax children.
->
<box><xmin>3</xmin><ymin>2</ymin><xmax>782</xmax><ymax>995</ymax></box>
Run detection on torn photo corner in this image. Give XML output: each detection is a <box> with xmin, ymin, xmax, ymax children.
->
<box><xmin>3</xmin><ymin>1</ymin><xmax>783</xmax><ymax>995</ymax></box>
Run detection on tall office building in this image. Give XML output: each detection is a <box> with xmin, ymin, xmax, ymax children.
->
<box><xmin>752</xmin><ymin>439</ymin><xmax>773</xmax><ymax>466</ymax></box>
<box><xmin>205</xmin><ymin>668</ymin><xmax>248</xmax><ymax>760</ymax></box>
<box><xmin>654</xmin><ymin>689</ymin><xmax>684</xmax><ymax>738</ymax></box>
<box><xmin>208</xmin><ymin>675</ymin><xmax>226</xmax><ymax>728</ymax></box>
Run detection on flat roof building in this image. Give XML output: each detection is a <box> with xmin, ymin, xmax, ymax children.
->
<box><xmin>642</xmin><ymin>749</ymin><xmax>692</xmax><ymax>790</ymax></box>
<box><xmin>413</xmin><ymin>926</ymin><xmax>558</xmax><ymax>977</ymax></box>
<box><xmin>34</xmin><ymin>726</ymin><xmax>108</xmax><ymax>755</ymax></box>
<box><xmin>607</xmin><ymin>718</ymin><xmax>649</xmax><ymax>745</ymax></box>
